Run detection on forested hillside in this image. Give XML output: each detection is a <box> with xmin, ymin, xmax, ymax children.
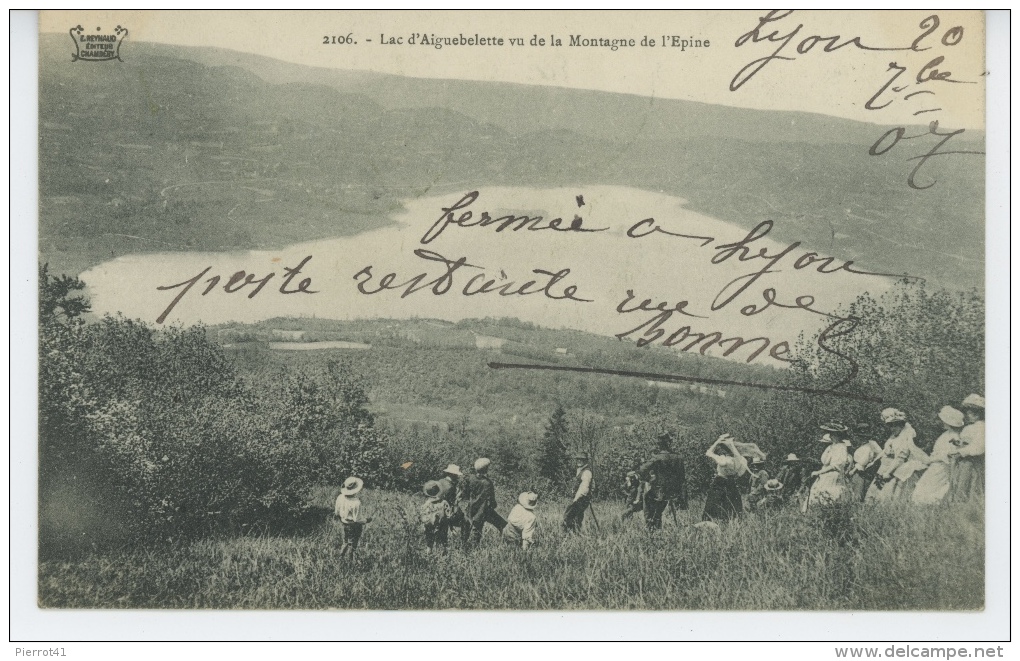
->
<box><xmin>40</xmin><ymin>36</ymin><xmax>983</xmax><ymax>288</ymax></box>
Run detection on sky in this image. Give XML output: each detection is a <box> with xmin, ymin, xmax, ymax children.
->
<box><xmin>40</xmin><ymin>10</ymin><xmax>986</xmax><ymax>129</ymax></box>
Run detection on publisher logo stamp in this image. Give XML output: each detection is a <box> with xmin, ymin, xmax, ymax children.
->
<box><xmin>69</xmin><ymin>25</ymin><xmax>128</xmax><ymax>62</ymax></box>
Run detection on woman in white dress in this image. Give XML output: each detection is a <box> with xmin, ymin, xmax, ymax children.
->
<box><xmin>912</xmin><ymin>406</ymin><xmax>964</xmax><ymax>505</ymax></box>
<box><xmin>867</xmin><ymin>408</ymin><xmax>929</xmax><ymax>503</ymax></box>
<box><xmin>808</xmin><ymin>422</ymin><xmax>852</xmax><ymax>507</ymax></box>
<box><xmin>949</xmin><ymin>394</ymin><xmax>985</xmax><ymax>502</ymax></box>
<box><xmin>702</xmin><ymin>434</ymin><xmax>748</xmax><ymax>522</ymax></box>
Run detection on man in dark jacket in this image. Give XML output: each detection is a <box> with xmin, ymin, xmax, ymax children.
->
<box><xmin>639</xmin><ymin>433</ymin><xmax>688</xmax><ymax>530</ymax></box>
<box><xmin>775</xmin><ymin>453</ymin><xmax>806</xmax><ymax>501</ymax></box>
<box><xmin>458</xmin><ymin>458</ymin><xmax>506</xmax><ymax>546</ymax></box>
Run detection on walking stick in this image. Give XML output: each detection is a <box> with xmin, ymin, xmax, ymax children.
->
<box><xmin>585</xmin><ymin>499</ymin><xmax>601</xmax><ymax>530</ymax></box>
<box><xmin>668</xmin><ymin>499</ymin><xmax>679</xmax><ymax>527</ymax></box>
<box><xmin>801</xmin><ymin>474</ymin><xmax>819</xmax><ymax>514</ymax></box>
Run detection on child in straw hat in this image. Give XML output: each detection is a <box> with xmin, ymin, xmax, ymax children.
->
<box><xmin>335</xmin><ymin>476</ymin><xmax>372</xmax><ymax>558</ymax></box>
<box><xmin>503</xmin><ymin>491</ymin><xmax>540</xmax><ymax>551</ymax></box>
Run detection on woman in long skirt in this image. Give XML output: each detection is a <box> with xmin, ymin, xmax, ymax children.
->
<box><xmin>702</xmin><ymin>434</ymin><xmax>748</xmax><ymax>522</ymax></box>
<box><xmin>912</xmin><ymin>406</ymin><xmax>964</xmax><ymax>505</ymax></box>
<box><xmin>849</xmin><ymin>439</ymin><xmax>883</xmax><ymax>503</ymax></box>
<box><xmin>808</xmin><ymin>423</ymin><xmax>853</xmax><ymax>507</ymax></box>
<box><xmin>867</xmin><ymin>408</ymin><xmax>929</xmax><ymax>503</ymax></box>
<box><xmin>949</xmin><ymin>394</ymin><xmax>985</xmax><ymax>502</ymax></box>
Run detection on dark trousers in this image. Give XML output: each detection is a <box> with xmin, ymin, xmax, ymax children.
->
<box><xmin>621</xmin><ymin>499</ymin><xmax>643</xmax><ymax>520</ymax></box>
<box><xmin>563</xmin><ymin>496</ymin><xmax>590</xmax><ymax>532</ymax></box>
<box><xmin>340</xmin><ymin>522</ymin><xmax>364</xmax><ymax>557</ymax></box>
<box><xmin>424</xmin><ymin>519</ymin><xmax>449</xmax><ymax>549</ymax></box>
<box><xmin>644</xmin><ymin>498</ymin><xmax>669</xmax><ymax>530</ymax></box>
<box><xmin>466</xmin><ymin>509</ymin><xmax>507</xmax><ymax>546</ymax></box>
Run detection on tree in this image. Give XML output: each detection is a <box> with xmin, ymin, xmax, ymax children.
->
<box><xmin>39</xmin><ymin>272</ymin><xmax>391</xmax><ymax>549</ymax></box>
<box><xmin>39</xmin><ymin>263</ymin><xmax>90</xmax><ymax>324</ymax></box>
<box><xmin>538</xmin><ymin>404</ymin><xmax>570</xmax><ymax>483</ymax></box>
<box><xmin>736</xmin><ymin>279</ymin><xmax>985</xmax><ymax>459</ymax></box>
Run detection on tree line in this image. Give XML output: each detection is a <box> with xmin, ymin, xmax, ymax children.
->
<box><xmin>38</xmin><ymin>264</ymin><xmax>984</xmax><ymax>552</ymax></box>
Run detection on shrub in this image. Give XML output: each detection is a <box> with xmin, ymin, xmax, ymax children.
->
<box><xmin>39</xmin><ymin>270</ymin><xmax>389</xmax><ymax>548</ymax></box>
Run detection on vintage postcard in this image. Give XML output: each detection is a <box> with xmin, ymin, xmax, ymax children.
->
<box><xmin>25</xmin><ymin>8</ymin><xmax>1002</xmax><ymax>637</ymax></box>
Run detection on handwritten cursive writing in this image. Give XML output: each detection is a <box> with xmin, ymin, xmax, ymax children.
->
<box><xmin>353</xmin><ymin>249</ymin><xmax>593</xmax><ymax>302</ymax></box>
<box><xmin>862</xmin><ymin>14</ymin><xmax>984</xmax><ymax>188</ymax></box>
<box><xmin>869</xmin><ymin>120</ymin><xmax>985</xmax><ymax>190</ymax></box>
<box><xmin>731</xmin><ymin>11</ymin><xmax>984</xmax><ymax>189</ymax></box>
<box><xmin>730</xmin><ymin>10</ymin><xmax>908</xmax><ymax>92</ymax></box>
<box><xmin>155</xmin><ymin>255</ymin><xmax>317</xmax><ymax>324</ymax></box>
<box><xmin>420</xmin><ymin>190</ymin><xmax>609</xmax><ymax>245</ymax></box>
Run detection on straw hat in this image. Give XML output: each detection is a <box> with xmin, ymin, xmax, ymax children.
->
<box><xmin>423</xmin><ymin>480</ymin><xmax>441</xmax><ymax>497</ymax></box>
<box><xmin>764</xmin><ymin>479</ymin><xmax>783</xmax><ymax>492</ymax></box>
<box><xmin>518</xmin><ymin>491</ymin><xmax>539</xmax><ymax>510</ymax></box>
<box><xmin>340</xmin><ymin>476</ymin><xmax>364</xmax><ymax>496</ymax></box>
<box><xmin>443</xmin><ymin>464</ymin><xmax>462</xmax><ymax>476</ymax></box>
<box><xmin>474</xmin><ymin>457</ymin><xmax>491</xmax><ymax>472</ymax></box>
<box><xmin>819</xmin><ymin>422</ymin><xmax>849</xmax><ymax>434</ymax></box>
<box><xmin>573</xmin><ymin>452</ymin><xmax>590</xmax><ymax>462</ymax></box>
<box><xmin>750</xmin><ymin>456</ymin><xmax>766</xmax><ymax>466</ymax></box>
<box><xmin>961</xmin><ymin>394</ymin><xmax>985</xmax><ymax>410</ymax></box>
<box><xmin>816</xmin><ymin>433</ymin><xmax>835</xmax><ymax>444</ymax></box>
<box><xmin>785</xmin><ymin>453</ymin><xmax>800</xmax><ymax>462</ymax></box>
<box><xmin>880</xmin><ymin>408</ymin><xmax>907</xmax><ymax>424</ymax></box>
<box><xmin>938</xmin><ymin>406</ymin><xmax>965</xmax><ymax>428</ymax></box>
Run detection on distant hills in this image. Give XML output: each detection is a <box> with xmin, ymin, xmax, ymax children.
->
<box><xmin>39</xmin><ymin>34</ymin><xmax>984</xmax><ymax>288</ymax></box>
<box><xmin>213</xmin><ymin>315</ymin><xmax>783</xmax><ymax>432</ymax></box>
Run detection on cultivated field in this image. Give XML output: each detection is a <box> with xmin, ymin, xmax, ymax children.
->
<box><xmin>39</xmin><ymin>491</ymin><xmax>983</xmax><ymax>611</ymax></box>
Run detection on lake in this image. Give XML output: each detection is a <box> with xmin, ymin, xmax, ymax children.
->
<box><xmin>80</xmin><ymin>186</ymin><xmax>893</xmax><ymax>368</ymax></box>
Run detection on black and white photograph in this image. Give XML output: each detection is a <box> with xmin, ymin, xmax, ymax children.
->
<box><xmin>18</xmin><ymin>9</ymin><xmax>1008</xmax><ymax>641</ymax></box>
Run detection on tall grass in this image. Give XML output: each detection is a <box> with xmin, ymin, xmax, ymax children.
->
<box><xmin>39</xmin><ymin>491</ymin><xmax>983</xmax><ymax>610</ymax></box>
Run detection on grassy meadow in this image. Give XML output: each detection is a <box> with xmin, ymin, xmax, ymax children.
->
<box><xmin>39</xmin><ymin>490</ymin><xmax>983</xmax><ymax>611</ymax></box>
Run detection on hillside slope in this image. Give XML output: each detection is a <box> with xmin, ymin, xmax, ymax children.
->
<box><xmin>40</xmin><ymin>35</ymin><xmax>984</xmax><ymax>288</ymax></box>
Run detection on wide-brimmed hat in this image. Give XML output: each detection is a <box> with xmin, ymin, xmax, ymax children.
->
<box><xmin>474</xmin><ymin>457</ymin><xmax>491</xmax><ymax>472</ymax></box>
<box><xmin>961</xmin><ymin>394</ymin><xmax>985</xmax><ymax>410</ymax></box>
<box><xmin>938</xmin><ymin>406</ymin><xmax>965</xmax><ymax>428</ymax></box>
<box><xmin>817</xmin><ymin>433</ymin><xmax>836</xmax><ymax>444</ymax></box>
<box><xmin>785</xmin><ymin>453</ymin><xmax>800</xmax><ymax>462</ymax></box>
<box><xmin>340</xmin><ymin>476</ymin><xmax>364</xmax><ymax>496</ymax></box>
<box><xmin>880</xmin><ymin>408</ymin><xmax>907</xmax><ymax>424</ymax></box>
<box><xmin>819</xmin><ymin>422</ymin><xmax>849</xmax><ymax>434</ymax></box>
<box><xmin>443</xmin><ymin>463</ymin><xmax>462</xmax><ymax>476</ymax></box>
<box><xmin>750</xmin><ymin>456</ymin><xmax>766</xmax><ymax>466</ymax></box>
<box><xmin>518</xmin><ymin>491</ymin><xmax>539</xmax><ymax>510</ymax></box>
<box><xmin>423</xmin><ymin>480</ymin><xmax>441</xmax><ymax>497</ymax></box>
<box><xmin>764</xmin><ymin>479</ymin><xmax>783</xmax><ymax>492</ymax></box>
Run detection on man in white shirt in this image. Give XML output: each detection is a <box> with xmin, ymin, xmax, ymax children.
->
<box><xmin>562</xmin><ymin>453</ymin><xmax>593</xmax><ymax>533</ymax></box>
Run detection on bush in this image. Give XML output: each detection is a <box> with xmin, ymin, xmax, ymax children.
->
<box><xmin>39</xmin><ymin>273</ymin><xmax>389</xmax><ymax>548</ymax></box>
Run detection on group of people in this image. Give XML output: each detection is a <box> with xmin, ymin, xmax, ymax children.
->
<box><xmin>332</xmin><ymin>393</ymin><xmax>986</xmax><ymax>554</ymax></box>
<box><xmin>799</xmin><ymin>393</ymin><xmax>986</xmax><ymax>509</ymax></box>
<box><xmin>738</xmin><ymin>393</ymin><xmax>987</xmax><ymax>514</ymax></box>
<box><xmin>419</xmin><ymin>454</ymin><xmax>592</xmax><ymax>551</ymax></box>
